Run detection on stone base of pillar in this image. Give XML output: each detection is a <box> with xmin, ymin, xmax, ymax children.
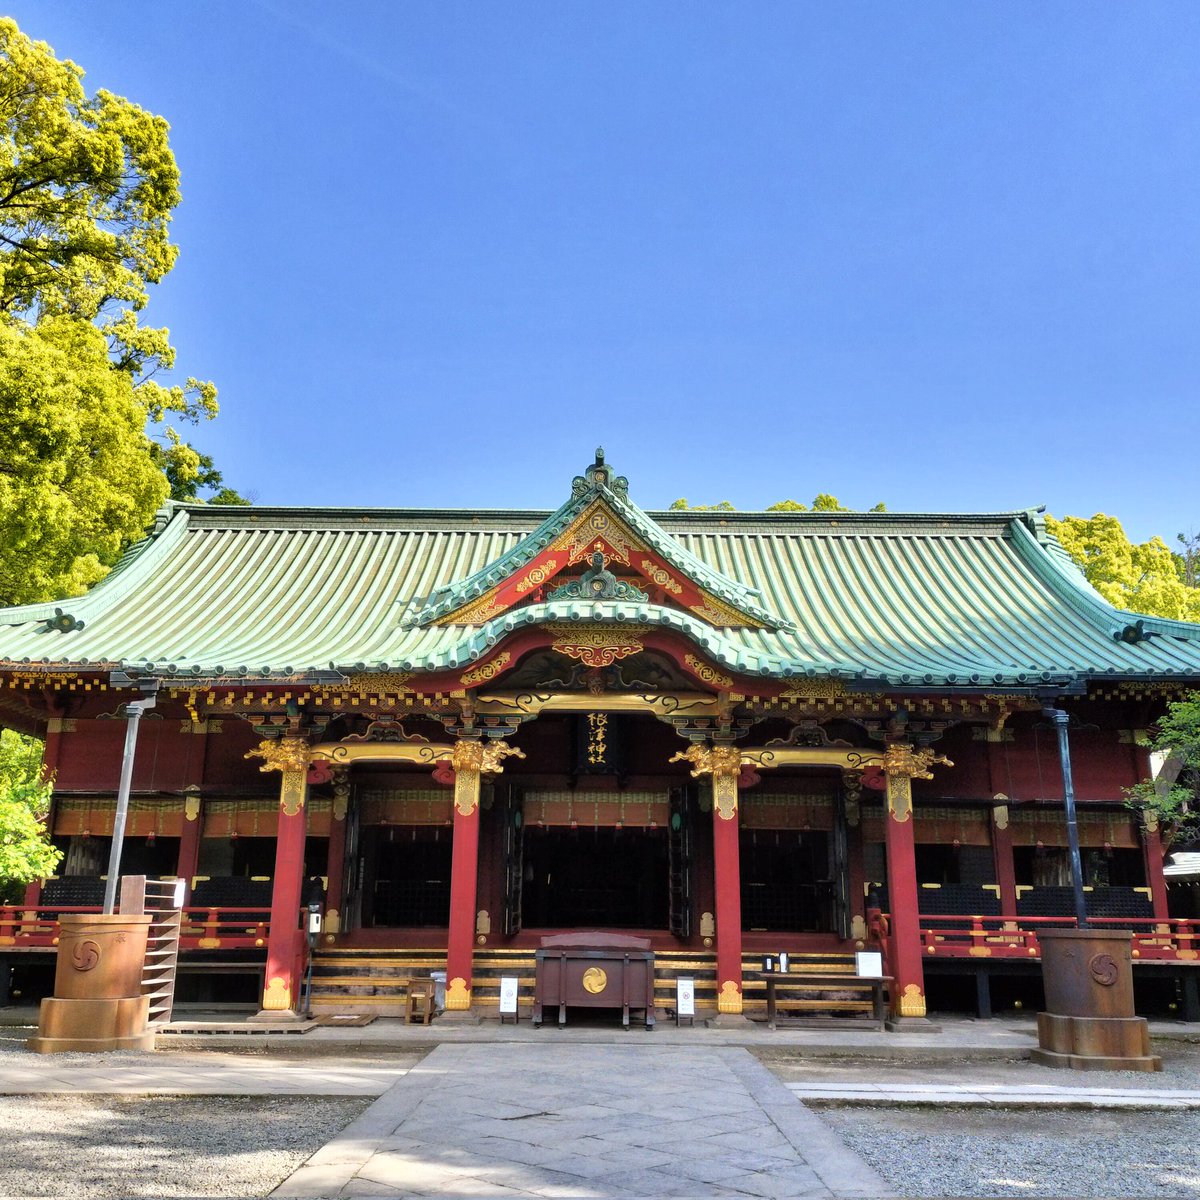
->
<box><xmin>884</xmin><ymin>1015</ymin><xmax>943</xmax><ymax>1033</ymax></box>
<box><xmin>704</xmin><ymin>1012</ymin><xmax>756</xmax><ymax>1029</ymax></box>
<box><xmin>248</xmin><ymin>1007</ymin><xmax>309</xmax><ymax>1024</ymax></box>
<box><xmin>436</xmin><ymin>1008</ymin><xmax>482</xmax><ymax>1025</ymax></box>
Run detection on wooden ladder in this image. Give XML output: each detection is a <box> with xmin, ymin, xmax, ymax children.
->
<box><xmin>120</xmin><ymin>876</ymin><xmax>184</xmax><ymax>1027</ymax></box>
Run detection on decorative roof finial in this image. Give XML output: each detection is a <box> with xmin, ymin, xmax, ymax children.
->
<box><xmin>572</xmin><ymin>447</ymin><xmax>629</xmax><ymax>498</ymax></box>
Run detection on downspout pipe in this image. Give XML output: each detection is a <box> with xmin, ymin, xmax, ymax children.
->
<box><xmin>1043</xmin><ymin>706</ymin><xmax>1088</xmax><ymax>929</ymax></box>
<box><xmin>102</xmin><ymin>681</ymin><xmax>160</xmax><ymax>915</ymax></box>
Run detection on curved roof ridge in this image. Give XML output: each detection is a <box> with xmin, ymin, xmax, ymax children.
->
<box><xmin>1007</xmin><ymin>517</ymin><xmax>1200</xmax><ymax>644</ymax></box>
<box><xmin>0</xmin><ymin>504</ymin><xmax>190</xmax><ymax>627</ymax></box>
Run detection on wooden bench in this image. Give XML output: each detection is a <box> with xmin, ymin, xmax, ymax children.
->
<box><xmin>752</xmin><ymin>971</ymin><xmax>892</xmax><ymax>1031</ymax></box>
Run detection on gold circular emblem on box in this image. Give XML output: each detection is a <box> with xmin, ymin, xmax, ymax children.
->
<box><xmin>582</xmin><ymin>967</ymin><xmax>608</xmax><ymax>994</ymax></box>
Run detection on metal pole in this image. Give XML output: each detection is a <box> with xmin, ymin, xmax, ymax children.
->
<box><xmin>1044</xmin><ymin>706</ymin><xmax>1087</xmax><ymax>929</ymax></box>
<box><xmin>102</xmin><ymin>688</ymin><xmax>158</xmax><ymax>915</ymax></box>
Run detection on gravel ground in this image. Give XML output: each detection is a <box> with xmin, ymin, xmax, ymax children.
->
<box><xmin>0</xmin><ymin>1093</ymin><xmax>372</xmax><ymax>1199</ymax></box>
<box><xmin>759</xmin><ymin>1041</ymin><xmax>1200</xmax><ymax>1090</ymax></box>
<box><xmin>821</xmin><ymin>1106</ymin><xmax>1200</xmax><ymax>1198</ymax></box>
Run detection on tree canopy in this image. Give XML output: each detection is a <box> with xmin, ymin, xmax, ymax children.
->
<box><xmin>0</xmin><ymin>18</ymin><xmax>242</xmax><ymax>606</ymax></box>
<box><xmin>669</xmin><ymin>494</ymin><xmax>885</xmax><ymax>513</ymax></box>
<box><xmin>0</xmin><ymin>729</ymin><xmax>59</xmax><ymax>901</ymax></box>
<box><xmin>1126</xmin><ymin>693</ymin><xmax>1200</xmax><ymax>849</ymax></box>
<box><xmin>1046</xmin><ymin>513</ymin><xmax>1200</xmax><ymax>623</ymax></box>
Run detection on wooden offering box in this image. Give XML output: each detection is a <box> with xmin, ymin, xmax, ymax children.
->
<box><xmin>534</xmin><ymin>933</ymin><xmax>655</xmax><ymax>1029</ymax></box>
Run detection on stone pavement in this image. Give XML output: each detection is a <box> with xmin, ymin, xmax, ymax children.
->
<box><xmin>272</xmin><ymin>1043</ymin><xmax>893</xmax><ymax>1199</ymax></box>
<box><xmin>0</xmin><ymin>1050</ymin><xmax>405</xmax><ymax>1094</ymax></box>
<box><xmin>786</xmin><ymin>1081</ymin><xmax>1200</xmax><ymax>1109</ymax></box>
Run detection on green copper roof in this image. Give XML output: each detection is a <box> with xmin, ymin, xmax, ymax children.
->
<box><xmin>0</xmin><ymin>481</ymin><xmax>1198</xmax><ymax>690</ymax></box>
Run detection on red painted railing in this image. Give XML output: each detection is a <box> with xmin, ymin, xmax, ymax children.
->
<box><xmin>0</xmin><ymin>905</ymin><xmax>270</xmax><ymax>951</ymax></box>
<box><xmin>917</xmin><ymin>913</ymin><xmax>1200</xmax><ymax>963</ymax></box>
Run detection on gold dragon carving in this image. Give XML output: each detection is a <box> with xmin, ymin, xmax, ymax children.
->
<box><xmin>669</xmin><ymin>743</ymin><xmax>742</xmax><ymax>820</ymax></box>
<box><xmin>449</xmin><ymin>739</ymin><xmax>526</xmax><ymax>817</ymax></box>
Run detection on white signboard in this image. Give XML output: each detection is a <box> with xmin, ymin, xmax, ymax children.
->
<box><xmin>499</xmin><ymin>976</ymin><xmax>519</xmax><ymax>1014</ymax></box>
<box><xmin>855</xmin><ymin>951</ymin><xmax>884</xmax><ymax>978</ymax></box>
<box><xmin>676</xmin><ymin>976</ymin><xmax>695</xmax><ymax>1017</ymax></box>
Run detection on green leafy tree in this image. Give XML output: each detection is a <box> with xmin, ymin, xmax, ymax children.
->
<box><xmin>0</xmin><ymin>729</ymin><xmax>60</xmax><ymax>902</ymax></box>
<box><xmin>671</xmin><ymin>495</ymin><xmax>886</xmax><ymax>512</ymax></box>
<box><xmin>1126</xmin><ymin>693</ymin><xmax>1200</xmax><ymax>850</ymax></box>
<box><xmin>1046</xmin><ymin>513</ymin><xmax>1200</xmax><ymax>622</ymax></box>
<box><xmin>0</xmin><ymin>19</ymin><xmax>242</xmax><ymax>604</ymax></box>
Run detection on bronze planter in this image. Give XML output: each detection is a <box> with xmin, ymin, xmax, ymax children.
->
<box><xmin>53</xmin><ymin>914</ymin><xmax>151</xmax><ymax>999</ymax></box>
<box><xmin>28</xmin><ymin>913</ymin><xmax>155</xmax><ymax>1054</ymax></box>
<box><xmin>1032</xmin><ymin>928</ymin><xmax>1160</xmax><ymax>1072</ymax></box>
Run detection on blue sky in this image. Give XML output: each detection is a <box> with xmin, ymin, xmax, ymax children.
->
<box><xmin>10</xmin><ymin>4</ymin><xmax>1200</xmax><ymax>540</ymax></box>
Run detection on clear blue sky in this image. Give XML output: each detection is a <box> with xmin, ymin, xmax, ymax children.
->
<box><xmin>10</xmin><ymin>4</ymin><xmax>1200</xmax><ymax>540</ymax></box>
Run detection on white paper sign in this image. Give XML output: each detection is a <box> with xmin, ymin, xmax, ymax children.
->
<box><xmin>499</xmin><ymin>976</ymin><xmax>519</xmax><ymax>1014</ymax></box>
<box><xmin>855</xmin><ymin>951</ymin><xmax>883</xmax><ymax>978</ymax></box>
<box><xmin>676</xmin><ymin>976</ymin><xmax>695</xmax><ymax>1017</ymax></box>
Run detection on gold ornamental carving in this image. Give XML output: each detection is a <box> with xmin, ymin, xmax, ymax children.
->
<box><xmin>544</xmin><ymin>623</ymin><xmax>648</xmax><ymax>668</ymax></box>
<box><xmin>670</xmin><ymin>743</ymin><xmax>741</xmax><ymax>779</ymax></box>
<box><xmin>690</xmin><ymin>594</ymin><xmax>760</xmax><ymax>629</ymax></box>
<box><xmin>717</xmin><ymin>980</ymin><xmax>743</xmax><ymax>1014</ymax></box>
<box><xmin>445</xmin><ymin>976</ymin><xmax>471</xmax><ymax>1010</ymax></box>
<box><xmin>451</xmin><ymin>739</ymin><xmax>525</xmax><ymax>817</ymax></box>
<box><xmin>992</xmin><ymin>804</ymin><xmax>1009</xmax><ymax>831</ymax></box>
<box><xmin>882</xmin><ymin>744</ymin><xmax>954</xmax><ymax>781</ymax></box>
<box><xmin>582</xmin><ymin>967</ymin><xmax>608</xmax><ymax>995</ymax></box>
<box><xmin>640</xmin><ymin>558</ymin><xmax>683</xmax><ymax>595</ymax></box>
<box><xmin>1142</xmin><ymin>809</ymin><xmax>1160</xmax><ymax>835</ymax></box>
<box><xmin>347</xmin><ymin>672</ymin><xmax>413</xmax><ymax>693</ymax></box>
<box><xmin>896</xmin><ymin>983</ymin><xmax>926</xmax><ymax>1018</ymax></box>
<box><xmin>451</xmin><ymin>738</ymin><xmax>525</xmax><ymax>776</ymax></box>
<box><xmin>247</xmin><ymin>737</ymin><xmax>312</xmax><ymax>817</ymax></box>
<box><xmin>461</xmin><ymin>652</ymin><xmax>512</xmax><ymax>687</ymax></box>
<box><xmin>779</xmin><ymin>678</ymin><xmax>847</xmax><ymax>701</ymax></box>
<box><xmin>261</xmin><ymin>976</ymin><xmax>292</xmax><ymax>1012</ymax></box>
<box><xmin>684</xmin><ymin>654</ymin><xmax>734</xmax><ymax>690</ymax></box>
<box><xmin>553</xmin><ymin>502</ymin><xmax>637</xmax><ymax>565</ymax></box>
<box><xmin>183</xmin><ymin>793</ymin><xmax>202</xmax><ymax>823</ymax></box>
<box><xmin>247</xmin><ymin>736</ymin><xmax>313</xmax><ymax>775</ymax></box>
<box><xmin>515</xmin><ymin>559</ymin><xmax>559</xmax><ymax>594</ymax></box>
<box><xmin>670</xmin><ymin>743</ymin><xmax>741</xmax><ymax>820</ymax></box>
<box><xmin>445</xmin><ymin>594</ymin><xmax>506</xmax><ymax>626</ymax></box>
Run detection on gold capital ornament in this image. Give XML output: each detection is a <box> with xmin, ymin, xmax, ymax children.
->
<box><xmin>670</xmin><ymin>743</ymin><xmax>742</xmax><ymax>820</ymax></box>
<box><xmin>246</xmin><ymin>736</ymin><xmax>313</xmax><ymax>817</ymax></box>
<box><xmin>882</xmin><ymin>743</ymin><xmax>953</xmax><ymax>824</ymax></box>
<box><xmin>450</xmin><ymin>738</ymin><xmax>525</xmax><ymax>816</ymax></box>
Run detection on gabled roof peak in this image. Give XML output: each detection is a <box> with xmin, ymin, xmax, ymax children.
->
<box><xmin>410</xmin><ymin>449</ymin><xmax>791</xmax><ymax>631</ymax></box>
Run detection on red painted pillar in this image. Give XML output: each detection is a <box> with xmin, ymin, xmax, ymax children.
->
<box><xmin>443</xmin><ymin>738</ymin><xmax>524</xmax><ymax>1011</ymax></box>
<box><xmin>992</xmin><ymin>805</ymin><xmax>1018</xmax><ymax>918</ymax></box>
<box><xmin>1142</xmin><ymin>814</ymin><xmax>1171</xmax><ymax>922</ymax></box>
<box><xmin>883</xmin><ymin>748</ymin><xmax>931</xmax><ymax>1020</ymax></box>
<box><xmin>323</xmin><ymin>771</ymin><xmax>350</xmax><ymax>942</ymax></box>
<box><xmin>248</xmin><ymin>738</ymin><xmax>310</xmax><ymax>1016</ymax></box>
<box><xmin>177</xmin><ymin>788</ymin><xmax>203</xmax><ymax>900</ymax></box>
<box><xmin>710</xmin><ymin>748</ymin><xmax>744</xmax><ymax>1014</ymax></box>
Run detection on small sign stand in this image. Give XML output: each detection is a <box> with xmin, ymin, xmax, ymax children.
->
<box><xmin>855</xmin><ymin>950</ymin><xmax>884</xmax><ymax>978</ymax></box>
<box><xmin>675</xmin><ymin>976</ymin><xmax>695</xmax><ymax>1027</ymax></box>
<box><xmin>499</xmin><ymin>976</ymin><xmax>519</xmax><ymax>1024</ymax></box>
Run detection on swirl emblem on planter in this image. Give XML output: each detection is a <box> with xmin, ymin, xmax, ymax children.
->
<box><xmin>582</xmin><ymin>967</ymin><xmax>608</xmax><ymax>995</ymax></box>
<box><xmin>1089</xmin><ymin>953</ymin><xmax>1119</xmax><ymax>987</ymax></box>
<box><xmin>71</xmin><ymin>940</ymin><xmax>101</xmax><ymax>972</ymax></box>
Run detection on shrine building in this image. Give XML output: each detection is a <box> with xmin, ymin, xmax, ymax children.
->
<box><xmin>2</xmin><ymin>450</ymin><xmax>1199</xmax><ymax>1024</ymax></box>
